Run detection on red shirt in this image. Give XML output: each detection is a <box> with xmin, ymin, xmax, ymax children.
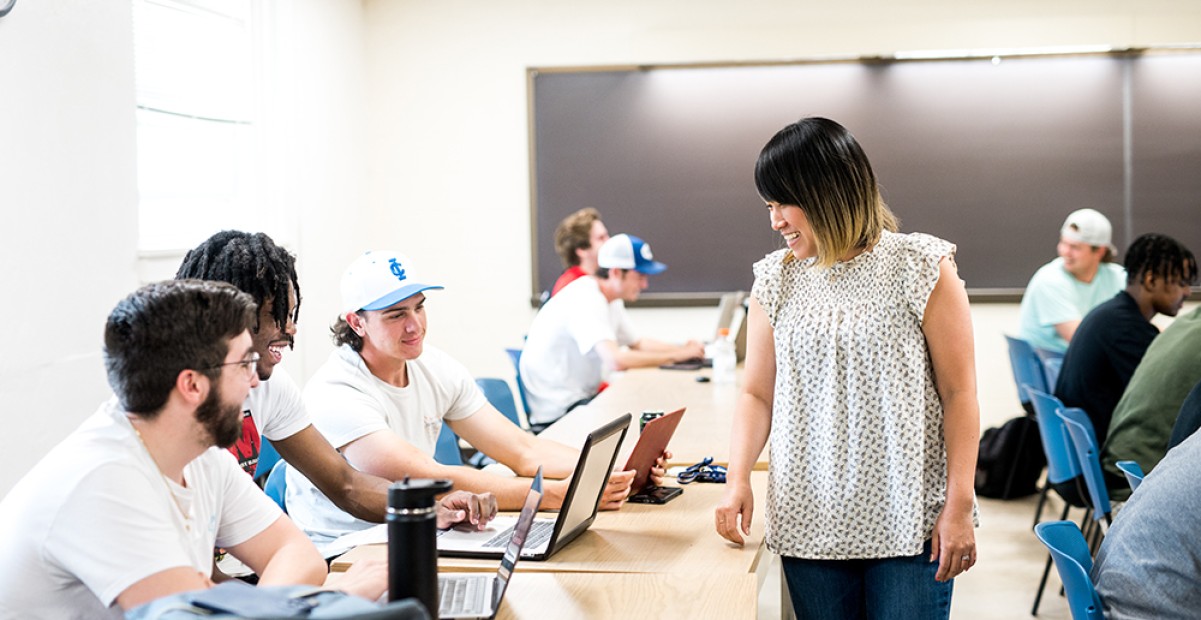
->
<box><xmin>550</xmin><ymin>266</ymin><xmax>588</xmax><ymax>297</ymax></box>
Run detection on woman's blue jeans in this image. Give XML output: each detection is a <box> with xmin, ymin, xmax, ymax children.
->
<box><xmin>781</xmin><ymin>540</ymin><xmax>953</xmax><ymax>620</ymax></box>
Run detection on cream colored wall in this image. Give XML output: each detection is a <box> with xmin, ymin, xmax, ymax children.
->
<box><xmin>360</xmin><ymin>0</ymin><xmax>1201</xmax><ymax>420</ymax></box>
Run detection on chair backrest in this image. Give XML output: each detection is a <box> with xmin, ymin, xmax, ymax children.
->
<box><xmin>1006</xmin><ymin>336</ymin><xmax>1047</xmax><ymax>405</ymax></box>
<box><xmin>1038</xmin><ymin>353</ymin><xmax>1064</xmax><ymax>393</ymax></box>
<box><xmin>1033</xmin><ymin>521</ymin><xmax>1105</xmax><ymax>620</ymax></box>
<box><xmin>1026</xmin><ymin>386</ymin><xmax>1082</xmax><ymax>484</ymax></box>
<box><xmin>1057</xmin><ymin>407</ymin><xmax>1112</xmax><ymax>521</ymax></box>
<box><xmin>475</xmin><ymin>377</ymin><xmax>524</xmax><ymax>428</ymax></box>
<box><xmin>264</xmin><ymin>460</ymin><xmax>288</xmax><ymax>513</ymax></box>
<box><xmin>255</xmin><ymin>437</ymin><xmax>282</xmax><ymax>485</ymax></box>
<box><xmin>434</xmin><ymin>423</ymin><xmax>464</xmax><ymax>466</ymax></box>
<box><xmin>1115</xmin><ymin>460</ymin><xmax>1145</xmax><ymax>492</ymax></box>
<box><xmin>505</xmin><ymin>347</ymin><xmax>532</xmax><ymax>415</ymax></box>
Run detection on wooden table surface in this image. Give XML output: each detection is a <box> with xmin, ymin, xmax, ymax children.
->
<box><xmin>332</xmin><ymin>471</ymin><xmax>767</xmax><ymax>575</ymax></box>
<box><xmin>537</xmin><ymin>366</ymin><xmax>769</xmax><ymax>471</ymax></box>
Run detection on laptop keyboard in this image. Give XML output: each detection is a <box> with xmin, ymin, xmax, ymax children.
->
<box><xmin>439</xmin><ymin>575</ymin><xmax>491</xmax><ymax>617</ymax></box>
<box><xmin>483</xmin><ymin>519</ymin><xmax>554</xmax><ymax>549</ymax></box>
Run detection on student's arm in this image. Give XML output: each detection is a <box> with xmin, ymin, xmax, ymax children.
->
<box><xmin>272</xmin><ymin>424</ymin><xmax>391</xmax><ymax>522</ymax></box>
<box><xmin>922</xmin><ymin>257</ymin><xmax>980</xmax><ymax>582</ymax></box>
<box><xmin>448</xmin><ymin>404</ymin><xmax>635</xmax><ymax>510</ymax></box>
<box><xmin>340</xmin><ymin>428</ymin><xmax>572</xmax><ymax>510</ymax></box>
<box><xmin>116</xmin><ymin>569</ymin><xmax>213</xmax><ymax>611</ymax></box>
<box><xmin>1054</xmin><ymin>319</ymin><xmax>1081</xmax><ymax>343</ymax></box>
<box><xmin>225</xmin><ymin>515</ymin><xmax>327</xmax><ymax>587</ymax></box>
<box><xmin>714</xmin><ymin>298</ymin><xmax>774</xmax><ymax>546</ymax></box>
<box><xmin>595</xmin><ymin>339</ymin><xmax>706</xmax><ymax>371</ymax></box>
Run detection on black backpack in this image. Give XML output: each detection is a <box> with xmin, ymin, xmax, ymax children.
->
<box><xmin>974</xmin><ymin>415</ymin><xmax>1046</xmax><ymax>499</ymax></box>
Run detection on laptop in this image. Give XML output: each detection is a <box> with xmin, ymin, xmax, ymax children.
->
<box><xmin>624</xmin><ymin>408</ymin><xmax>686</xmax><ymax>503</ymax></box>
<box><xmin>436</xmin><ymin>468</ymin><xmax>543</xmax><ymax>619</ymax></box>
<box><xmin>437</xmin><ymin>413</ymin><xmax>631</xmax><ymax>561</ymax></box>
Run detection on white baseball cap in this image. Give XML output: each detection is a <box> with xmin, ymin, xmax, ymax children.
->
<box><xmin>597</xmin><ymin>234</ymin><xmax>667</xmax><ymax>275</ymax></box>
<box><xmin>1061</xmin><ymin>209</ymin><xmax>1117</xmax><ymax>254</ymax></box>
<box><xmin>340</xmin><ymin>250</ymin><xmax>443</xmax><ymax>315</ymax></box>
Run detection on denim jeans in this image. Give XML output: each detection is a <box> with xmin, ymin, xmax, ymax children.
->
<box><xmin>781</xmin><ymin>540</ymin><xmax>953</xmax><ymax>620</ymax></box>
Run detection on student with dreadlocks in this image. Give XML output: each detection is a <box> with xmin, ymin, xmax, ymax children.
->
<box><xmin>176</xmin><ymin>231</ymin><xmax>497</xmax><ymax>530</ymax></box>
<box><xmin>1055</xmin><ymin>232</ymin><xmax>1197</xmax><ymax>448</ymax></box>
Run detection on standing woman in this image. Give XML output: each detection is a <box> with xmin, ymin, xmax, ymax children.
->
<box><xmin>715</xmin><ymin>117</ymin><xmax>979</xmax><ymax>619</ymax></box>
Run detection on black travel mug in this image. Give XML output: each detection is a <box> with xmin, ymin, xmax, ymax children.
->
<box><xmin>387</xmin><ymin>477</ymin><xmax>453</xmax><ymax>616</ymax></box>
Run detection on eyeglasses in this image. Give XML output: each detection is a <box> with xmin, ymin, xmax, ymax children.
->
<box><xmin>676</xmin><ymin>456</ymin><xmax>727</xmax><ymax>484</ymax></box>
<box><xmin>199</xmin><ymin>353</ymin><xmax>260</xmax><ymax>380</ymax></box>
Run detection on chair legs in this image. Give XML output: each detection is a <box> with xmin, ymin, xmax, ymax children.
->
<box><xmin>1031</xmin><ymin>483</ymin><xmax>1050</xmax><ymax>529</ymax></box>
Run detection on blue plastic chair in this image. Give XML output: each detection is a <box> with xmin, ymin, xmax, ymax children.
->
<box><xmin>1033</xmin><ymin>521</ymin><xmax>1105</xmax><ymax>620</ymax></box>
<box><xmin>475</xmin><ymin>377</ymin><xmax>523</xmax><ymax>429</ymax></box>
<box><xmin>1007</xmin><ymin>336</ymin><xmax>1048</xmax><ymax>413</ymax></box>
<box><xmin>1028</xmin><ymin>387</ymin><xmax>1092</xmax><ymax>615</ymax></box>
<box><xmin>1115</xmin><ymin>460</ymin><xmax>1145</xmax><ymax>493</ymax></box>
<box><xmin>1041</xmin><ymin>356</ymin><xmax>1064</xmax><ymax>394</ymax></box>
<box><xmin>255</xmin><ymin>437</ymin><xmax>281</xmax><ymax>485</ymax></box>
<box><xmin>1058</xmin><ymin>407</ymin><xmax>1112</xmax><ymax>525</ymax></box>
<box><xmin>264</xmin><ymin>460</ymin><xmax>288</xmax><ymax>513</ymax></box>
<box><xmin>504</xmin><ymin>348</ymin><xmax>532</xmax><ymax>416</ymax></box>
<box><xmin>434</xmin><ymin>423</ymin><xmax>464</xmax><ymax>466</ymax></box>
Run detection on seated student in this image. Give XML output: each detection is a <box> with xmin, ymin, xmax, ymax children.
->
<box><xmin>551</xmin><ymin>207</ymin><xmax>609</xmax><ymax>297</ymax></box>
<box><xmin>176</xmin><ymin>231</ymin><xmax>496</xmax><ymax>528</ymax></box>
<box><xmin>286</xmin><ymin>251</ymin><xmax>654</xmax><ymax>552</ymax></box>
<box><xmin>1102</xmin><ymin>304</ymin><xmax>1201</xmax><ymax>500</ymax></box>
<box><xmin>0</xmin><ymin>281</ymin><xmax>398</xmax><ymax>618</ymax></box>
<box><xmin>1166</xmin><ymin>378</ymin><xmax>1201</xmax><ymax>451</ymax></box>
<box><xmin>521</xmin><ymin>233</ymin><xmax>705</xmax><ymax>429</ymax></box>
<box><xmin>1055</xmin><ymin>233</ymin><xmax>1196</xmax><ymax>442</ymax></box>
<box><xmin>1092</xmin><ymin>429</ymin><xmax>1201</xmax><ymax>620</ymax></box>
<box><xmin>1018</xmin><ymin>208</ymin><xmax>1126</xmax><ymax>353</ymax></box>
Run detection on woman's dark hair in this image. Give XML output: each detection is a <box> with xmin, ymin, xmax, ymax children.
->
<box><xmin>1124</xmin><ymin>233</ymin><xmax>1198</xmax><ymax>286</ymax></box>
<box><xmin>332</xmin><ymin>313</ymin><xmax>365</xmax><ymax>352</ymax></box>
<box><xmin>175</xmin><ymin>230</ymin><xmax>301</xmax><ymax>334</ymax></box>
<box><xmin>104</xmin><ymin>280</ymin><xmax>256</xmax><ymax>416</ymax></box>
<box><xmin>755</xmin><ymin>117</ymin><xmax>898</xmax><ymax>266</ymax></box>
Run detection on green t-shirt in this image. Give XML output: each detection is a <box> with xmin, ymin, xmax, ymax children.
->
<box><xmin>1018</xmin><ymin>258</ymin><xmax>1126</xmax><ymax>353</ymax></box>
<box><xmin>1102</xmin><ymin>306</ymin><xmax>1201</xmax><ymax>494</ymax></box>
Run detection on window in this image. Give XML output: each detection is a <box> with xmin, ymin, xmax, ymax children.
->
<box><xmin>133</xmin><ymin>0</ymin><xmax>264</xmax><ymax>253</ymax></box>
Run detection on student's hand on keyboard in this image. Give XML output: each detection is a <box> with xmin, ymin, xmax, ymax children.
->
<box><xmin>599</xmin><ymin>469</ymin><xmax>636</xmax><ymax>510</ymax></box>
<box><xmin>649</xmin><ymin>450</ymin><xmax>672</xmax><ymax>487</ymax></box>
<box><xmin>437</xmin><ymin>490</ymin><xmax>499</xmax><ymax>530</ymax></box>
<box><xmin>328</xmin><ymin>557</ymin><xmax>388</xmax><ymax>601</ymax></box>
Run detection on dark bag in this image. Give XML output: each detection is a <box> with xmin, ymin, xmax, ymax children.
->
<box><xmin>974</xmin><ymin>415</ymin><xmax>1046</xmax><ymax>499</ymax></box>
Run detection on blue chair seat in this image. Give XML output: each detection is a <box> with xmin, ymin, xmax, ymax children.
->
<box><xmin>1034</xmin><ymin>521</ymin><xmax>1105</xmax><ymax>620</ymax></box>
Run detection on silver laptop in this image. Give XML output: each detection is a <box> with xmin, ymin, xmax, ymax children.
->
<box><xmin>436</xmin><ymin>414</ymin><xmax>630</xmax><ymax>561</ymax></box>
<box><xmin>438</xmin><ymin>468</ymin><xmax>543</xmax><ymax>619</ymax></box>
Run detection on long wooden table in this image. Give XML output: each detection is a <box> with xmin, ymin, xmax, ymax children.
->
<box><xmin>537</xmin><ymin>366</ymin><xmax>769</xmax><ymax>470</ymax></box>
<box><xmin>332</xmin><ymin>472</ymin><xmax>766</xmax><ymax>575</ymax></box>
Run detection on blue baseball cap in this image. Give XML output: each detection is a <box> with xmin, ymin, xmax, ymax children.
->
<box><xmin>598</xmin><ymin>234</ymin><xmax>667</xmax><ymax>275</ymax></box>
<box><xmin>340</xmin><ymin>250</ymin><xmax>443</xmax><ymax>314</ymax></box>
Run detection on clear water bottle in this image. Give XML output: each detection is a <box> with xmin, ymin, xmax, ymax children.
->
<box><xmin>712</xmin><ymin>327</ymin><xmax>737</xmax><ymax>385</ymax></box>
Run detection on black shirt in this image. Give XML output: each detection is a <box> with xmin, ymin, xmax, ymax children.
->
<box><xmin>1055</xmin><ymin>291</ymin><xmax>1159</xmax><ymax>441</ymax></box>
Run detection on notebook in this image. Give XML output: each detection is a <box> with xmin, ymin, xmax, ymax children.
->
<box><xmin>436</xmin><ymin>414</ymin><xmax>631</xmax><ymax>561</ymax></box>
<box><xmin>436</xmin><ymin>468</ymin><xmax>543</xmax><ymax>619</ymax></box>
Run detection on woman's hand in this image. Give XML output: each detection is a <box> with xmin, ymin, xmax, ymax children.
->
<box><xmin>714</xmin><ymin>483</ymin><xmax>754</xmax><ymax>546</ymax></box>
<box><xmin>930</xmin><ymin>504</ymin><xmax>976</xmax><ymax>582</ymax></box>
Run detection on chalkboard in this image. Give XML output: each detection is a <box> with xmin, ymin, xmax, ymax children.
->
<box><xmin>529</xmin><ymin>51</ymin><xmax>1201</xmax><ymax>304</ymax></box>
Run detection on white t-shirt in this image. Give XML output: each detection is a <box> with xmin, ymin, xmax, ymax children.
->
<box><xmin>229</xmin><ymin>367</ymin><xmax>313</xmax><ymax>476</ymax></box>
<box><xmin>286</xmin><ymin>344</ymin><xmax>486</xmax><ymax>551</ymax></box>
<box><xmin>0</xmin><ymin>399</ymin><xmax>282</xmax><ymax>619</ymax></box>
<box><xmin>520</xmin><ymin>276</ymin><xmax>637</xmax><ymax>425</ymax></box>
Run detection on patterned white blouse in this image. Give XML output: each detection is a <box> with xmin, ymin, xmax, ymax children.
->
<box><xmin>752</xmin><ymin>230</ymin><xmax>967</xmax><ymax>560</ymax></box>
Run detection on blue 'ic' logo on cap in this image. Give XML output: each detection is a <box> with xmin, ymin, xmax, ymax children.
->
<box><xmin>389</xmin><ymin>258</ymin><xmax>407</xmax><ymax>281</ymax></box>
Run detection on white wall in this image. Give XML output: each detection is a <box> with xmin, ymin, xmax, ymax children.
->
<box><xmin>3</xmin><ymin>0</ymin><xmax>1200</xmax><ymax>496</ymax></box>
<box><xmin>0</xmin><ymin>1</ymin><xmax>139</xmax><ymax>496</ymax></box>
